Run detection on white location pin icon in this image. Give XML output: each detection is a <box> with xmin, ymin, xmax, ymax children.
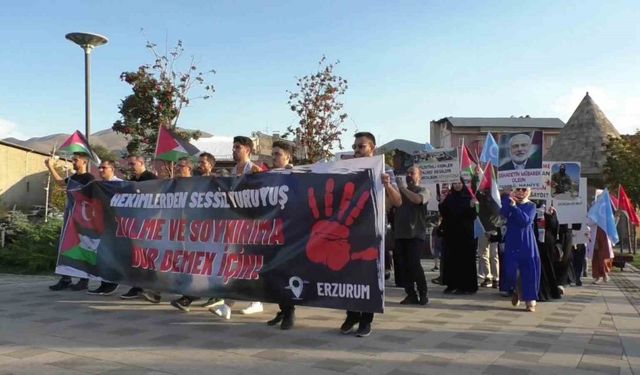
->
<box><xmin>287</xmin><ymin>276</ymin><xmax>304</xmax><ymax>299</ymax></box>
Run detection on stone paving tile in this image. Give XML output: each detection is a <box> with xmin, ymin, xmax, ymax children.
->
<box><xmin>514</xmin><ymin>340</ymin><xmax>552</xmax><ymax>351</ymax></box>
<box><xmin>2</xmin><ymin>347</ymin><xmax>53</xmax><ymax>359</ymax></box>
<box><xmin>482</xmin><ymin>364</ymin><xmax>532</xmax><ymax>375</ymax></box>
<box><xmin>499</xmin><ymin>351</ymin><xmax>542</xmax><ymax>363</ymax></box>
<box><xmin>576</xmin><ymin>361</ymin><xmax>621</xmax><ymax>375</ymax></box>
<box><xmin>312</xmin><ymin>358</ymin><xmax>361</xmax><ymax>372</ymax></box>
<box><xmin>49</xmin><ymin>356</ymin><xmax>127</xmax><ymax>374</ymax></box>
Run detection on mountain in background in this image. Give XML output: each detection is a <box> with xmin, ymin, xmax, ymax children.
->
<box><xmin>2</xmin><ymin>128</ymin><xmax>212</xmax><ymax>156</ymax></box>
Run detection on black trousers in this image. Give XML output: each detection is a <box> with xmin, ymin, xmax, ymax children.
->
<box><xmin>279</xmin><ymin>303</ymin><xmax>295</xmax><ymax>315</ymax></box>
<box><xmin>396</xmin><ymin>238</ymin><xmax>428</xmax><ymax>298</ymax></box>
<box><xmin>346</xmin><ymin>311</ymin><xmax>374</xmax><ymax>324</ymax></box>
<box><xmin>572</xmin><ymin>244</ymin><xmax>586</xmax><ymax>283</ymax></box>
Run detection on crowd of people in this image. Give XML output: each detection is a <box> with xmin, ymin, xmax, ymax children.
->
<box><xmin>43</xmin><ymin>130</ymin><xmax>613</xmax><ymax>338</ymax></box>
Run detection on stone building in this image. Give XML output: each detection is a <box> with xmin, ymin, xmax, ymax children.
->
<box><xmin>545</xmin><ymin>92</ymin><xmax>620</xmax><ymax>196</ymax></box>
<box><xmin>0</xmin><ymin>140</ymin><xmax>72</xmax><ymax>209</ymax></box>
<box><xmin>430</xmin><ymin>116</ymin><xmax>565</xmax><ymax>156</ymax></box>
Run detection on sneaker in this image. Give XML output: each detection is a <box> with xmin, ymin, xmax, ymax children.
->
<box><xmin>141</xmin><ymin>291</ymin><xmax>161</xmax><ymax>304</ymax></box>
<box><xmin>557</xmin><ymin>285</ymin><xmax>565</xmax><ymax>296</ymax></box>
<box><xmin>480</xmin><ymin>278</ymin><xmax>493</xmax><ymax>288</ymax></box>
<box><xmin>241</xmin><ymin>302</ymin><xmax>264</xmax><ymax>315</ymax></box>
<box><xmin>400</xmin><ymin>295</ymin><xmax>419</xmax><ymax>305</ymax></box>
<box><xmin>70</xmin><ymin>279</ymin><xmax>88</xmax><ymax>291</ymax></box>
<box><xmin>170</xmin><ymin>296</ymin><xmax>193</xmax><ymax>312</ymax></box>
<box><xmin>267</xmin><ymin>312</ymin><xmax>284</xmax><ymax>326</ymax></box>
<box><xmin>201</xmin><ymin>298</ymin><xmax>224</xmax><ymax>309</ymax></box>
<box><xmin>210</xmin><ymin>304</ymin><xmax>231</xmax><ymax>320</ymax></box>
<box><xmin>492</xmin><ymin>279</ymin><xmax>499</xmax><ymax>289</ymax></box>
<box><xmin>575</xmin><ymin>280</ymin><xmax>583</xmax><ymax>287</ymax></box>
<box><xmin>340</xmin><ymin>318</ymin><xmax>358</xmax><ymax>335</ymax></box>
<box><xmin>592</xmin><ymin>278</ymin><xmax>601</xmax><ymax>285</ymax></box>
<box><xmin>120</xmin><ymin>287</ymin><xmax>142</xmax><ymax>299</ymax></box>
<box><xmin>431</xmin><ymin>277</ymin><xmax>442</xmax><ymax>285</ymax></box>
<box><xmin>431</xmin><ymin>266</ymin><xmax>439</xmax><ymax>271</ymax></box>
<box><xmin>100</xmin><ymin>283</ymin><xmax>118</xmax><ymax>296</ymax></box>
<box><xmin>384</xmin><ymin>270</ymin><xmax>391</xmax><ymax>280</ymax></box>
<box><xmin>49</xmin><ymin>278</ymin><xmax>72</xmax><ymax>291</ymax></box>
<box><xmin>418</xmin><ymin>294</ymin><xmax>429</xmax><ymax>305</ymax></box>
<box><xmin>280</xmin><ymin>311</ymin><xmax>295</xmax><ymax>330</ymax></box>
<box><xmin>355</xmin><ymin>322</ymin><xmax>372</xmax><ymax>337</ymax></box>
<box><xmin>87</xmin><ymin>285</ymin><xmax>105</xmax><ymax>296</ymax></box>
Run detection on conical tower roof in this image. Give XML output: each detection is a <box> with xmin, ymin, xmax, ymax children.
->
<box><xmin>545</xmin><ymin>92</ymin><xmax>620</xmax><ymax>175</ymax></box>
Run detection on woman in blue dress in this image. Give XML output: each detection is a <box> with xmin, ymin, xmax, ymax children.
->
<box><xmin>500</xmin><ymin>187</ymin><xmax>541</xmax><ymax>312</ymax></box>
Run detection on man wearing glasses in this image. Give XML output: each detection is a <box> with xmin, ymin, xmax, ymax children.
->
<box><xmin>120</xmin><ymin>155</ymin><xmax>158</xmax><ymax>300</ymax></box>
<box><xmin>45</xmin><ymin>152</ymin><xmax>95</xmax><ymax>291</ymax></box>
<box><xmin>87</xmin><ymin>160</ymin><xmax>122</xmax><ymax>296</ymax></box>
<box><xmin>340</xmin><ymin>132</ymin><xmax>401</xmax><ymax>337</ymax></box>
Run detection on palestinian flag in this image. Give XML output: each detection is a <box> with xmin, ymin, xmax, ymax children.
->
<box><xmin>460</xmin><ymin>145</ymin><xmax>478</xmax><ymax>199</ymax></box>
<box><xmin>476</xmin><ymin>161</ymin><xmax>502</xmax><ymax>231</ymax></box>
<box><xmin>59</xmin><ymin>130</ymin><xmax>100</xmax><ymax>164</ymax></box>
<box><xmin>58</xmin><ymin>190</ymin><xmax>105</xmax><ymax>273</ymax></box>
<box><xmin>154</xmin><ymin>126</ymin><xmax>200</xmax><ymax>162</ymax></box>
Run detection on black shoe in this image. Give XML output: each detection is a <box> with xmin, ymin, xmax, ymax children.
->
<box><xmin>142</xmin><ymin>291</ymin><xmax>161</xmax><ymax>304</ymax></box>
<box><xmin>400</xmin><ymin>295</ymin><xmax>419</xmax><ymax>305</ymax></box>
<box><xmin>431</xmin><ymin>266</ymin><xmax>439</xmax><ymax>271</ymax></box>
<box><xmin>418</xmin><ymin>294</ymin><xmax>429</xmax><ymax>305</ymax></box>
<box><xmin>340</xmin><ymin>318</ymin><xmax>358</xmax><ymax>334</ymax></box>
<box><xmin>87</xmin><ymin>285</ymin><xmax>105</xmax><ymax>295</ymax></box>
<box><xmin>280</xmin><ymin>311</ymin><xmax>295</xmax><ymax>330</ymax></box>
<box><xmin>49</xmin><ymin>278</ymin><xmax>71</xmax><ymax>291</ymax></box>
<box><xmin>100</xmin><ymin>283</ymin><xmax>118</xmax><ymax>296</ymax></box>
<box><xmin>443</xmin><ymin>287</ymin><xmax>455</xmax><ymax>294</ymax></box>
<box><xmin>267</xmin><ymin>312</ymin><xmax>284</xmax><ymax>326</ymax></box>
<box><xmin>356</xmin><ymin>322</ymin><xmax>372</xmax><ymax>337</ymax></box>
<box><xmin>70</xmin><ymin>279</ymin><xmax>88</xmax><ymax>291</ymax></box>
<box><xmin>120</xmin><ymin>287</ymin><xmax>142</xmax><ymax>299</ymax></box>
<box><xmin>575</xmin><ymin>280</ymin><xmax>583</xmax><ymax>287</ymax></box>
<box><xmin>431</xmin><ymin>277</ymin><xmax>442</xmax><ymax>285</ymax></box>
<box><xmin>384</xmin><ymin>270</ymin><xmax>391</xmax><ymax>280</ymax></box>
<box><xmin>492</xmin><ymin>280</ymin><xmax>499</xmax><ymax>289</ymax></box>
<box><xmin>170</xmin><ymin>296</ymin><xmax>192</xmax><ymax>312</ymax></box>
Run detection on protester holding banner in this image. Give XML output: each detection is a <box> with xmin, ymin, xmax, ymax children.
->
<box><xmin>195</xmin><ymin>152</ymin><xmax>216</xmax><ymax>177</ymax></box>
<box><xmin>266</xmin><ymin>141</ymin><xmax>297</xmax><ymax>329</ymax></box>
<box><xmin>120</xmin><ymin>155</ymin><xmax>158</xmax><ymax>300</ymax></box>
<box><xmin>394</xmin><ymin>165</ymin><xmax>430</xmax><ymax>305</ymax></box>
<box><xmin>87</xmin><ymin>160</ymin><xmax>122</xmax><ymax>296</ymax></box>
<box><xmin>340</xmin><ymin>131</ymin><xmax>401</xmax><ymax>337</ymax></box>
<box><xmin>439</xmin><ymin>180</ymin><xmax>479</xmax><ymax>295</ymax></box>
<box><xmin>500</xmin><ymin>188</ymin><xmax>540</xmax><ymax>312</ymax></box>
<box><xmin>46</xmin><ymin>152</ymin><xmax>95</xmax><ymax>291</ymax></box>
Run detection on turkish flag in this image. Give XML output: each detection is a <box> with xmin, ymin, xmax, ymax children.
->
<box><xmin>619</xmin><ymin>186</ymin><xmax>640</xmax><ymax>225</ymax></box>
<box><xmin>70</xmin><ymin>192</ymin><xmax>105</xmax><ymax>235</ymax></box>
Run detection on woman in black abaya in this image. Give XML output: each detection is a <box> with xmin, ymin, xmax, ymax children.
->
<box><xmin>535</xmin><ymin>205</ymin><xmax>562</xmax><ymax>301</ymax></box>
<box><xmin>439</xmin><ymin>180</ymin><xmax>479</xmax><ymax>294</ymax></box>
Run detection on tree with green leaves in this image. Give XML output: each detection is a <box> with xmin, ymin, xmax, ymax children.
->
<box><xmin>91</xmin><ymin>144</ymin><xmax>117</xmax><ymax>161</ymax></box>
<box><xmin>285</xmin><ymin>57</ymin><xmax>348</xmax><ymax>163</ymax></box>
<box><xmin>112</xmin><ymin>40</ymin><xmax>215</xmax><ymax>156</ymax></box>
<box><xmin>604</xmin><ymin>131</ymin><xmax>640</xmax><ymax>205</ymax></box>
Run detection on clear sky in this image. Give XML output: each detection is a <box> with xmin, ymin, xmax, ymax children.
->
<box><xmin>1</xmin><ymin>0</ymin><xmax>639</xmax><ymax>147</ymax></box>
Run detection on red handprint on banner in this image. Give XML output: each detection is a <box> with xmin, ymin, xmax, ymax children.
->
<box><xmin>306</xmin><ymin>178</ymin><xmax>378</xmax><ymax>271</ymax></box>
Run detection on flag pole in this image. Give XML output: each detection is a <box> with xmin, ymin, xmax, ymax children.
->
<box><xmin>44</xmin><ymin>144</ymin><xmax>57</xmax><ymax>223</ymax></box>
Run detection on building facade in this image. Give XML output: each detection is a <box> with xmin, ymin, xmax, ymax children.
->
<box><xmin>0</xmin><ymin>140</ymin><xmax>72</xmax><ymax>210</ymax></box>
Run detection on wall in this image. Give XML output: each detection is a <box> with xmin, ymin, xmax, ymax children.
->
<box><xmin>0</xmin><ymin>144</ymin><xmax>71</xmax><ymax>209</ymax></box>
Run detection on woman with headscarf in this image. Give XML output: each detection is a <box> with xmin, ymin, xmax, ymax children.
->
<box><xmin>439</xmin><ymin>180</ymin><xmax>479</xmax><ymax>294</ymax></box>
<box><xmin>534</xmin><ymin>205</ymin><xmax>562</xmax><ymax>301</ymax></box>
<box><xmin>500</xmin><ymin>187</ymin><xmax>541</xmax><ymax>312</ymax></box>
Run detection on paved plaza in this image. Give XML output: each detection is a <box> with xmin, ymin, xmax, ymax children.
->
<box><xmin>1</xmin><ymin>262</ymin><xmax>639</xmax><ymax>375</ymax></box>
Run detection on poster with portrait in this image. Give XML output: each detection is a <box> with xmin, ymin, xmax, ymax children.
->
<box><xmin>414</xmin><ymin>148</ymin><xmax>460</xmax><ymax>184</ymax></box>
<box><xmin>497</xmin><ymin>131</ymin><xmax>544</xmax><ymax>188</ymax></box>
<box><xmin>552</xmin><ymin>177</ymin><xmax>587</xmax><ymax>225</ymax></box>
<box><xmin>529</xmin><ymin>162</ymin><xmax>551</xmax><ymax>207</ymax></box>
<box><xmin>548</xmin><ymin>162</ymin><xmax>580</xmax><ymax>200</ymax></box>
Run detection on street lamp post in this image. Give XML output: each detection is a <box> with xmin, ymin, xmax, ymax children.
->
<box><xmin>65</xmin><ymin>32</ymin><xmax>108</xmax><ymax>145</ymax></box>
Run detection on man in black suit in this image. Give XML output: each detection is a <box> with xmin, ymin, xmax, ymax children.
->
<box><xmin>500</xmin><ymin>133</ymin><xmax>537</xmax><ymax>171</ymax></box>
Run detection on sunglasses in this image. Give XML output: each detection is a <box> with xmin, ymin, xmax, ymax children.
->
<box><xmin>352</xmin><ymin>144</ymin><xmax>369</xmax><ymax>150</ymax></box>
<box><xmin>98</xmin><ymin>166</ymin><xmax>111</xmax><ymax>170</ymax></box>
<box><xmin>514</xmin><ymin>188</ymin><xmax>529</xmax><ymax>192</ymax></box>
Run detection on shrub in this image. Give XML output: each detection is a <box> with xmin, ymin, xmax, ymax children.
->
<box><xmin>0</xmin><ymin>218</ymin><xmax>63</xmax><ymax>274</ymax></box>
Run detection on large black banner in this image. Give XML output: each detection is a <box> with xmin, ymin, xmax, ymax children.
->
<box><xmin>56</xmin><ymin>156</ymin><xmax>386</xmax><ymax>313</ymax></box>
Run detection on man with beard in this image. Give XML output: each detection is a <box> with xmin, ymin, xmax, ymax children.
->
<box><xmin>551</xmin><ymin>164</ymin><xmax>573</xmax><ymax>195</ymax></box>
<box><xmin>394</xmin><ymin>165</ymin><xmax>430</xmax><ymax>305</ymax></box>
<box><xmin>500</xmin><ymin>133</ymin><xmax>535</xmax><ymax>171</ymax></box>
<box><xmin>87</xmin><ymin>160</ymin><xmax>122</xmax><ymax>296</ymax></box>
<box><xmin>120</xmin><ymin>155</ymin><xmax>158</xmax><ymax>300</ymax></box>
<box><xmin>46</xmin><ymin>152</ymin><xmax>95</xmax><ymax>291</ymax></box>
<box><xmin>340</xmin><ymin>132</ymin><xmax>402</xmax><ymax>337</ymax></box>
